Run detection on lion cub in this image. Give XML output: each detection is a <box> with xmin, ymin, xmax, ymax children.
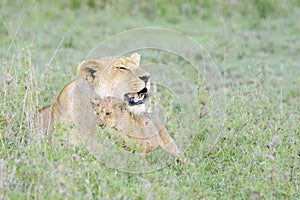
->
<box><xmin>91</xmin><ymin>97</ymin><xmax>181</xmax><ymax>158</ymax></box>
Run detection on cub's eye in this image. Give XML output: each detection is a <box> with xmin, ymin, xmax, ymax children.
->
<box><xmin>106</xmin><ymin>112</ymin><xmax>111</xmax><ymax>116</ymax></box>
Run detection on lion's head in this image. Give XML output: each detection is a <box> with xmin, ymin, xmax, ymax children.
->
<box><xmin>78</xmin><ymin>53</ymin><xmax>150</xmax><ymax>114</ymax></box>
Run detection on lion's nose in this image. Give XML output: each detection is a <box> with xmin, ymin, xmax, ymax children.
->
<box><xmin>139</xmin><ymin>75</ymin><xmax>150</xmax><ymax>83</ymax></box>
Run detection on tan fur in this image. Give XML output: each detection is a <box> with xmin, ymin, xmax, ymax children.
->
<box><xmin>32</xmin><ymin>53</ymin><xmax>150</xmax><ymax>150</ymax></box>
<box><xmin>91</xmin><ymin>97</ymin><xmax>181</xmax><ymax>157</ymax></box>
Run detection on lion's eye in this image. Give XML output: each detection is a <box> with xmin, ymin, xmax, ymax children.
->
<box><xmin>116</xmin><ymin>66</ymin><xmax>128</xmax><ymax>71</ymax></box>
<box><xmin>106</xmin><ymin>112</ymin><xmax>111</xmax><ymax>116</ymax></box>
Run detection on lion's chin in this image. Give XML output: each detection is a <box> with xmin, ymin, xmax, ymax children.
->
<box><xmin>128</xmin><ymin>104</ymin><xmax>145</xmax><ymax>115</ymax></box>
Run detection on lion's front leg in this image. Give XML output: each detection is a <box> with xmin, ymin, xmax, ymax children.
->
<box><xmin>80</xmin><ymin>128</ymin><xmax>104</xmax><ymax>157</ymax></box>
<box><xmin>158</xmin><ymin>127</ymin><xmax>181</xmax><ymax>157</ymax></box>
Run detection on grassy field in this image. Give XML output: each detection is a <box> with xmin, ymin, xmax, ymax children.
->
<box><xmin>1</xmin><ymin>0</ymin><xmax>299</xmax><ymax>199</ymax></box>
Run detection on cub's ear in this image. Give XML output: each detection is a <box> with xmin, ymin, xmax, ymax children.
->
<box><xmin>77</xmin><ymin>60</ymin><xmax>102</xmax><ymax>84</ymax></box>
<box><xmin>91</xmin><ymin>98</ymin><xmax>101</xmax><ymax>107</ymax></box>
<box><xmin>91</xmin><ymin>98</ymin><xmax>103</xmax><ymax>116</ymax></box>
<box><xmin>119</xmin><ymin>102</ymin><xmax>127</xmax><ymax>113</ymax></box>
<box><xmin>130</xmin><ymin>53</ymin><xmax>140</xmax><ymax>66</ymax></box>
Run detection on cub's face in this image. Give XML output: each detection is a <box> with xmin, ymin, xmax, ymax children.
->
<box><xmin>78</xmin><ymin>53</ymin><xmax>150</xmax><ymax>115</ymax></box>
<box><xmin>91</xmin><ymin>97</ymin><xmax>126</xmax><ymax>128</ymax></box>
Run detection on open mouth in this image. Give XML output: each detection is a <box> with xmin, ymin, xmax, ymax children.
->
<box><xmin>124</xmin><ymin>88</ymin><xmax>149</xmax><ymax>106</ymax></box>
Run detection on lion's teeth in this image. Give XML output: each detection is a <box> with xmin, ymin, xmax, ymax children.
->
<box><xmin>140</xmin><ymin>94</ymin><xmax>144</xmax><ymax>100</ymax></box>
<box><xmin>134</xmin><ymin>94</ymin><xmax>139</xmax><ymax>102</ymax></box>
<box><xmin>134</xmin><ymin>93</ymin><xmax>144</xmax><ymax>102</ymax></box>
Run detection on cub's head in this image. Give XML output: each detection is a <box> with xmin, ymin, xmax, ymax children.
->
<box><xmin>91</xmin><ymin>97</ymin><xmax>127</xmax><ymax>128</ymax></box>
<box><xmin>78</xmin><ymin>53</ymin><xmax>150</xmax><ymax>115</ymax></box>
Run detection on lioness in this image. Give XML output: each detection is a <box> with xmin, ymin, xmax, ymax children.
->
<box><xmin>91</xmin><ymin>97</ymin><xmax>181</xmax><ymax>157</ymax></box>
<box><xmin>33</xmin><ymin>53</ymin><xmax>150</xmax><ymax>151</ymax></box>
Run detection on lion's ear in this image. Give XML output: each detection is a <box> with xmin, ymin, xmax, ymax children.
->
<box><xmin>77</xmin><ymin>60</ymin><xmax>102</xmax><ymax>84</ymax></box>
<box><xmin>130</xmin><ymin>53</ymin><xmax>140</xmax><ymax>66</ymax></box>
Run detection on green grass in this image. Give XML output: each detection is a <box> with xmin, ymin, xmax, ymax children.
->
<box><xmin>1</xmin><ymin>0</ymin><xmax>300</xmax><ymax>199</ymax></box>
